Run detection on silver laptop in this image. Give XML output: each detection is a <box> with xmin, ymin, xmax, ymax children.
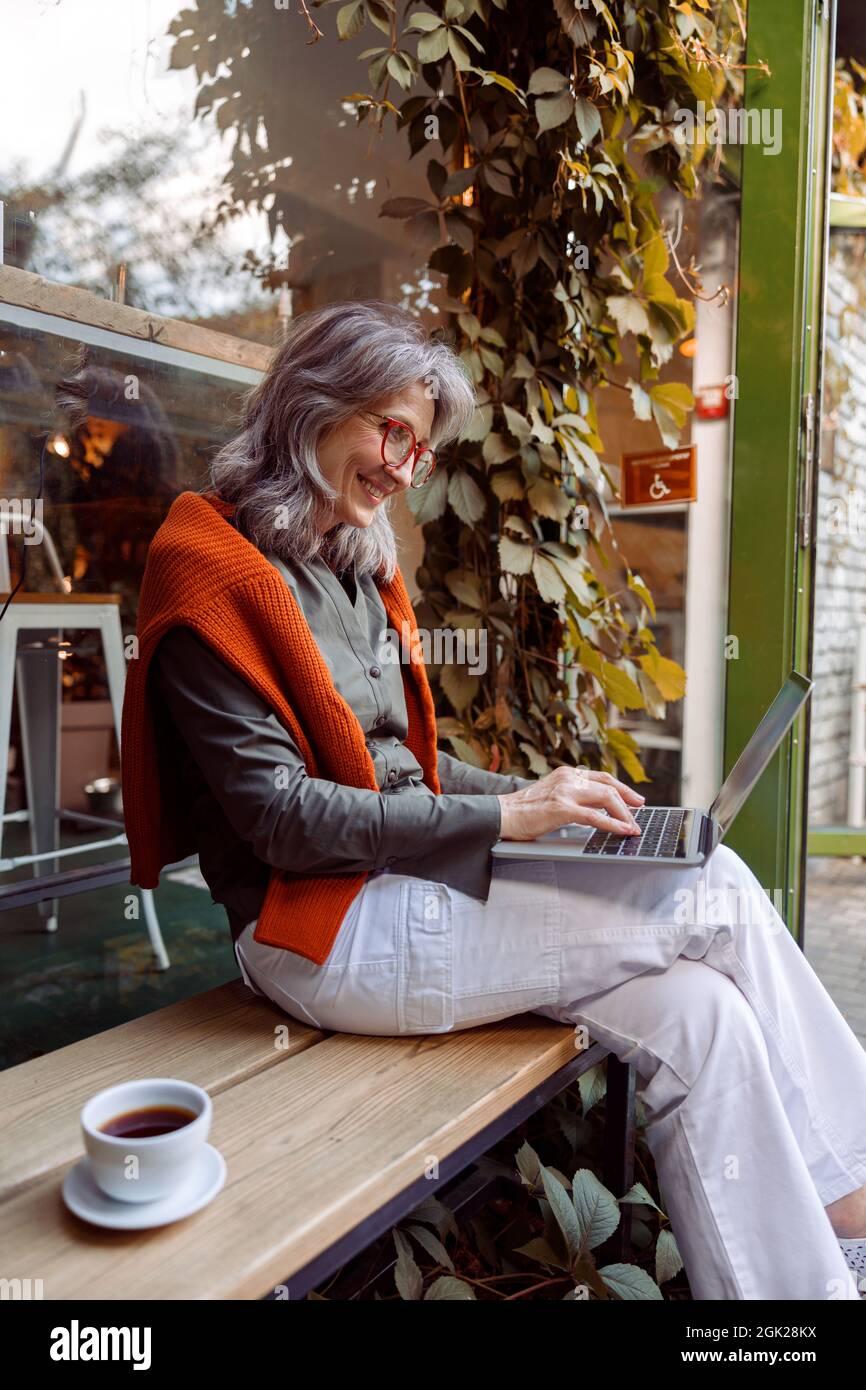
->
<box><xmin>491</xmin><ymin>670</ymin><xmax>812</xmax><ymax>868</ymax></box>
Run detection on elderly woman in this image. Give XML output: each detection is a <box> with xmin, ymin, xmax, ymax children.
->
<box><xmin>122</xmin><ymin>299</ymin><xmax>866</xmax><ymax>1301</ymax></box>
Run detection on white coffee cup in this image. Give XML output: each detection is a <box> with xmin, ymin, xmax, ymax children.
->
<box><xmin>80</xmin><ymin>1078</ymin><xmax>211</xmax><ymax>1204</ymax></box>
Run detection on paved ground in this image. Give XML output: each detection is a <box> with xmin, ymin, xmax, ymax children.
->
<box><xmin>804</xmin><ymin>857</ymin><xmax>866</xmax><ymax>1047</ymax></box>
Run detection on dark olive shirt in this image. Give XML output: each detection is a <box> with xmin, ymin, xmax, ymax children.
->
<box><xmin>149</xmin><ymin>545</ymin><xmax>532</xmax><ymax>945</ymax></box>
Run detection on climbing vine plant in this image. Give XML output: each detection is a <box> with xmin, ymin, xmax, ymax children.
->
<box><xmin>168</xmin><ymin>0</ymin><xmax>748</xmax><ymax>782</ymax></box>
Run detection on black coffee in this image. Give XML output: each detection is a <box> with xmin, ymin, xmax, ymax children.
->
<box><xmin>99</xmin><ymin>1105</ymin><xmax>197</xmax><ymax>1139</ymax></box>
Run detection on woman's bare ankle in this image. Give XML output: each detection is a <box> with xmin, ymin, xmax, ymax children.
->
<box><xmin>825</xmin><ymin>1185</ymin><xmax>866</xmax><ymax>1239</ymax></box>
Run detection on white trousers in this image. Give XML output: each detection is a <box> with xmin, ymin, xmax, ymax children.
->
<box><xmin>235</xmin><ymin>843</ymin><xmax>866</xmax><ymax>1300</ymax></box>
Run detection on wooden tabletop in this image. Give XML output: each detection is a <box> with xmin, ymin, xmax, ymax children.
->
<box><xmin>0</xmin><ymin>980</ymin><xmax>580</xmax><ymax>1299</ymax></box>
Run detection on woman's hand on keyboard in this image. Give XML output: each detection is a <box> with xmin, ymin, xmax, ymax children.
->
<box><xmin>497</xmin><ymin>767</ymin><xmax>645</xmax><ymax>842</ymax></box>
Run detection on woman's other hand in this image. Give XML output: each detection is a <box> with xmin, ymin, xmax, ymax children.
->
<box><xmin>497</xmin><ymin>767</ymin><xmax>645</xmax><ymax>841</ymax></box>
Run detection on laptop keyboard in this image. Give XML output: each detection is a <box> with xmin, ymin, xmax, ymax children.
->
<box><xmin>583</xmin><ymin>806</ymin><xmax>687</xmax><ymax>858</ymax></box>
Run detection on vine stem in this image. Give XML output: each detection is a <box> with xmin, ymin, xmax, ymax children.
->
<box><xmin>454</xmin><ymin>63</ymin><xmax>473</xmax><ymax>143</ymax></box>
<box><xmin>503</xmin><ymin>1274</ymin><xmax>573</xmax><ymax>1299</ymax></box>
<box><xmin>297</xmin><ymin>0</ymin><xmax>324</xmax><ymax>42</ymax></box>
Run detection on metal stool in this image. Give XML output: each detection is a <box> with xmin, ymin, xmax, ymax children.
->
<box><xmin>0</xmin><ymin>557</ymin><xmax>169</xmax><ymax>968</ymax></box>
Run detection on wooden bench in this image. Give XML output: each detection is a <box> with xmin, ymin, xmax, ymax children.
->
<box><xmin>0</xmin><ymin>981</ymin><xmax>637</xmax><ymax>1299</ymax></box>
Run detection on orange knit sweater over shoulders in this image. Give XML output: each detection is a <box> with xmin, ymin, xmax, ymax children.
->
<box><xmin>120</xmin><ymin>489</ymin><xmax>442</xmax><ymax>964</ymax></box>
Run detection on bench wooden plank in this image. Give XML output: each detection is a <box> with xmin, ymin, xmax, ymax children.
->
<box><xmin>0</xmin><ymin>982</ymin><xmax>323</xmax><ymax>1199</ymax></box>
<box><xmin>0</xmin><ymin>1015</ymin><xmax>582</xmax><ymax>1299</ymax></box>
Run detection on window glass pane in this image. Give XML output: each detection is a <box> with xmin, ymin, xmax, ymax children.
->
<box><xmin>0</xmin><ymin>315</ymin><xmax>255</xmax><ymax>632</ymax></box>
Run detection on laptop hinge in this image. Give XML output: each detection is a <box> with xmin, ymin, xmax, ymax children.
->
<box><xmin>700</xmin><ymin>814</ymin><xmax>718</xmax><ymax>857</ymax></box>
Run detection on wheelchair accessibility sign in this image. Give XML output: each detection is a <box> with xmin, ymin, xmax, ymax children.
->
<box><xmin>619</xmin><ymin>445</ymin><xmax>697</xmax><ymax>509</ymax></box>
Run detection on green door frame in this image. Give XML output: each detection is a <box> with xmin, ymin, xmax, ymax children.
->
<box><xmin>724</xmin><ymin>0</ymin><xmax>835</xmax><ymax>940</ymax></box>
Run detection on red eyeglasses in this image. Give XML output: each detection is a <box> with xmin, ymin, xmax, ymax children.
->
<box><xmin>361</xmin><ymin>412</ymin><xmax>437</xmax><ymax>488</ymax></box>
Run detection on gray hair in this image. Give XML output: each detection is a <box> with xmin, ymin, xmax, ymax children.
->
<box><xmin>204</xmin><ymin>299</ymin><xmax>477</xmax><ymax>581</ymax></box>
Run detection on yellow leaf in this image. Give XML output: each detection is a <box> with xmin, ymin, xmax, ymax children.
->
<box><xmin>606</xmin><ymin>728</ymin><xmax>649</xmax><ymax>783</ymax></box>
<box><xmin>628</xmin><ymin>572</ymin><xmax>656</xmax><ymax>619</ymax></box>
<box><xmin>601</xmin><ymin>662</ymin><xmax>645</xmax><ymax>710</ymax></box>
<box><xmin>639</xmin><ymin>648</ymin><xmax>687</xmax><ymax>701</ymax></box>
<box><xmin>577</xmin><ymin>640</ymin><xmax>603</xmax><ymax>678</ymax></box>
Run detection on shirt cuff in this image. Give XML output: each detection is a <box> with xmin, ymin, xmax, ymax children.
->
<box><xmin>375</xmin><ymin>790</ymin><xmax>502</xmax><ymax>874</ymax></box>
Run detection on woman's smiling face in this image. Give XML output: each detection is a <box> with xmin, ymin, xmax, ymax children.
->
<box><xmin>317</xmin><ymin>380</ymin><xmax>435</xmax><ymax>531</ymax></box>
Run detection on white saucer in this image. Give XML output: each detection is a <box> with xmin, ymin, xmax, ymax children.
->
<box><xmin>61</xmin><ymin>1143</ymin><xmax>226</xmax><ymax>1230</ymax></box>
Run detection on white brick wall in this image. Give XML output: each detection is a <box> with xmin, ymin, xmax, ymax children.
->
<box><xmin>809</xmin><ymin>233</ymin><xmax>866</xmax><ymax>825</ymax></box>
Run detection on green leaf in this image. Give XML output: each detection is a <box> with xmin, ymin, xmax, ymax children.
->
<box><xmin>387</xmin><ymin>51</ymin><xmax>414</xmax><ymax>89</ymax></box>
<box><xmin>650</xmin><ymin>401</ymin><xmax>681</xmax><ymax>449</ymax></box>
<box><xmin>453</xmin><ymin>23</ymin><xmax>485</xmax><ymax>53</ymax></box>
<box><xmin>502</xmin><ymin>512</ymin><xmax>533</xmax><ymax>537</ymax></box>
<box><xmin>529</xmin><ymin>406</ymin><xmax>555</xmax><ymax>444</ymax></box>
<box><xmin>620</xmin><ymin>1180</ymin><xmax>666</xmax><ymax>1216</ymax></box>
<box><xmin>518</xmin><ymin>740</ymin><xmax>552</xmax><ymax>776</ymax></box>
<box><xmin>532</xmin><ymin>554</ymin><xmax>566</xmax><ymax>604</ymax></box>
<box><xmin>368</xmin><ymin>0</ymin><xmax>396</xmax><ymax>30</ymax></box>
<box><xmin>499</xmin><ymin>535</ymin><xmax>534</xmax><ymax>575</ymax></box>
<box><xmin>406</xmin><ymin>10</ymin><xmax>444</xmax><ymax>31</ymax></box>
<box><xmin>642</xmin><ymin>233</ymin><xmax>670</xmax><ymax>280</ymax></box>
<box><xmin>512</xmin><ymin>1236</ymin><xmax>571</xmax><ymax>1271</ymax></box>
<box><xmin>404</xmin><ymin>467</ymin><xmax>447</xmax><ymax>523</ymax></box>
<box><xmin>393</xmin><ymin>1229</ymin><xmax>424</xmax><ymax>1300</ymax></box>
<box><xmin>460</xmin><ymin>401</ymin><xmax>493</xmax><ymax>442</ymax></box>
<box><xmin>540</xmin><ymin>1165</ymin><xmax>583</xmax><ymax>1263</ymax></box>
<box><xmin>490</xmin><ymin>470</ymin><xmax>525</xmax><ymax>501</ymax></box>
<box><xmin>572</xmin><ymin>1169</ymin><xmax>620</xmax><ymax>1251</ymax></box>
<box><xmin>440</xmin><ymin>665</ymin><xmax>481</xmax><ymax>713</ymax></box>
<box><xmin>527</xmin><ymin>478</ymin><xmax>571</xmax><ymax>521</ymax></box>
<box><xmin>482</xmin><ymin>163</ymin><xmax>514</xmax><ymax>197</ymax></box>
<box><xmin>379</xmin><ymin>196</ymin><xmax>433</xmax><ymax>218</ymax></box>
<box><xmin>424</xmin><ymin>1276</ymin><xmax>477</xmax><ymax>1299</ymax></box>
<box><xmin>648</xmin><ymin>381</ymin><xmax>694</xmax><ymax>425</ymax></box>
<box><xmin>448</xmin><ymin>469</ymin><xmax>486</xmax><ymax>525</ymax></box>
<box><xmin>627</xmin><ymin>379</ymin><xmax>652</xmax><ymax>421</ymax></box>
<box><xmin>478</xmin><ymin>345</ymin><xmax>505</xmax><ymax>377</ymax></box>
<box><xmin>578</xmin><ymin>1062</ymin><xmax>607</xmax><ymax>1114</ymax></box>
<box><xmin>479</xmin><ymin>324</ymin><xmax>506</xmax><ymax>347</ymax></box>
<box><xmin>337</xmin><ymin>1</ymin><xmax>365</xmax><ymax>40</ymax></box>
<box><xmin>459</xmin><ymin>347</ymin><xmax>485</xmax><ymax>385</ymax></box>
<box><xmin>482</xmin><ymin>431</ymin><xmax>518</xmax><ymax>465</ymax></box>
<box><xmin>417</xmin><ymin>26</ymin><xmax>449</xmax><ymax>62</ymax></box>
<box><xmin>502</xmin><ymin>403</ymin><xmax>532</xmax><ymax>444</ymax></box>
<box><xmin>512</xmin><ymin>352</ymin><xmax>535</xmax><ymax>379</ymax></box>
<box><xmin>512</xmin><ymin>235</ymin><xmax>539</xmax><ymax>277</ymax></box>
<box><xmin>549</xmin><ymin>553</ymin><xmax>593</xmax><ymax>605</ymax></box>
<box><xmin>655</xmin><ymin>1229</ymin><xmax>684</xmax><ymax>1286</ymax></box>
<box><xmin>598</xmin><ymin>1263</ymin><xmax>664</xmax><ymax>1301</ymax></box>
<box><xmin>445</xmin><ymin>734</ymin><xmax>487</xmax><ymax>768</ymax></box>
<box><xmin>444</xmin><ymin>568</ymin><xmax>483</xmax><ymax>607</ymax></box>
<box><xmin>447</xmin><ymin>28</ymin><xmax>472</xmax><ymax>70</ymax></box>
<box><xmin>574</xmin><ymin>96</ymin><xmax>602</xmax><ymax>144</ymax></box>
<box><xmin>535</xmin><ymin>89</ymin><xmax>575</xmax><ymax>132</ymax></box>
<box><xmin>607</xmin><ymin>295</ymin><xmax>651</xmax><ymax>338</ymax></box>
<box><xmin>528</xmin><ymin>66</ymin><xmax>569</xmax><ymax>94</ymax></box>
<box><xmin>405</xmin><ymin>1222</ymin><xmax>455</xmax><ymax>1273</ymax></box>
<box><xmin>458</xmin><ymin>310</ymin><xmax>482</xmax><ymax>340</ymax></box>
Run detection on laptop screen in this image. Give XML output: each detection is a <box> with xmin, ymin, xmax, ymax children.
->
<box><xmin>709</xmin><ymin>671</ymin><xmax>813</xmax><ymax>838</ymax></box>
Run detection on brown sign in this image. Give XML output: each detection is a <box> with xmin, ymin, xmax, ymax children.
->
<box><xmin>619</xmin><ymin>445</ymin><xmax>697</xmax><ymax>508</ymax></box>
